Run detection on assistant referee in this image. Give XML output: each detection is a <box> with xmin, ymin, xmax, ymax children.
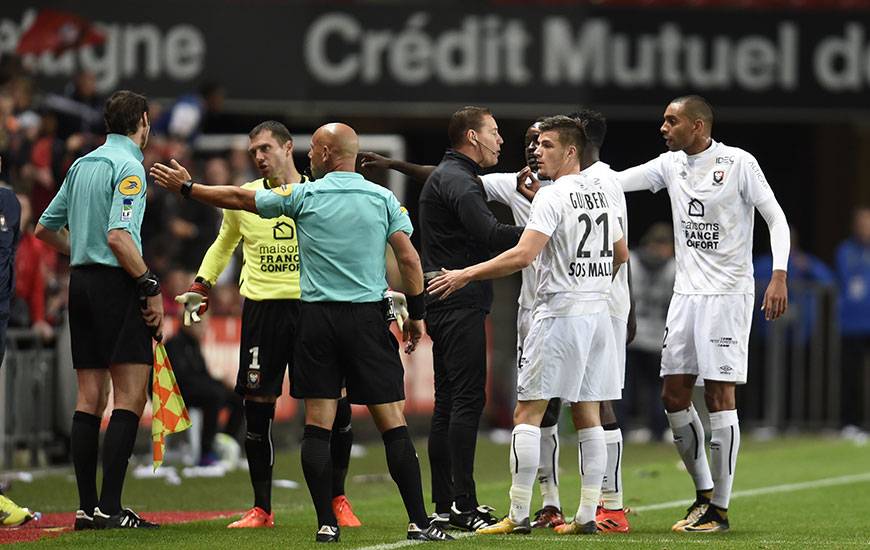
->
<box><xmin>35</xmin><ymin>90</ymin><xmax>161</xmax><ymax>530</ymax></box>
<box><xmin>152</xmin><ymin>122</ymin><xmax>452</xmax><ymax>543</ymax></box>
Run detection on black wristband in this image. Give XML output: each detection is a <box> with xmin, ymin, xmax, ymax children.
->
<box><xmin>135</xmin><ymin>269</ymin><xmax>161</xmax><ymax>298</ymax></box>
<box><xmin>406</xmin><ymin>292</ymin><xmax>425</xmax><ymax>320</ymax></box>
<box><xmin>194</xmin><ymin>276</ymin><xmax>212</xmax><ymax>290</ymax></box>
<box><xmin>180</xmin><ymin>179</ymin><xmax>194</xmax><ymax>198</ymax></box>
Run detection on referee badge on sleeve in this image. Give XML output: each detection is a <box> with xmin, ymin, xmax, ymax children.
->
<box><xmin>119</xmin><ymin>175</ymin><xmax>143</xmax><ymax>195</ymax></box>
<box><xmin>121</xmin><ymin>198</ymin><xmax>134</xmax><ymax>221</ymax></box>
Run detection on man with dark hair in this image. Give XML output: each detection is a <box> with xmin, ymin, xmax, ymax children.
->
<box><xmin>159</xmin><ymin>121</ymin><xmax>361</xmax><ymax>529</ymax></box>
<box><xmin>620</xmin><ymin>95</ymin><xmax>790</xmax><ymax>533</ymax></box>
<box><xmin>428</xmin><ymin>115</ymin><xmax>628</xmax><ymax>536</ymax></box>
<box><xmin>35</xmin><ymin>90</ymin><xmax>161</xmax><ymax>530</ymax></box>
<box><xmin>419</xmin><ymin>106</ymin><xmax>521</xmax><ymax>531</ymax></box>
<box><xmin>152</xmin><ymin>122</ymin><xmax>451</xmax><ymax>544</ymax></box>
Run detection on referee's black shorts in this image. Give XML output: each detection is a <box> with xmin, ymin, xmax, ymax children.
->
<box><xmin>236</xmin><ymin>298</ymin><xmax>300</xmax><ymax>397</ymax></box>
<box><xmin>293</xmin><ymin>300</ymin><xmax>405</xmax><ymax>405</ymax></box>
<box><xmin>68</xmin><ymin>265</ymin><xmax>152</xmax><ymax>369</ymax></box>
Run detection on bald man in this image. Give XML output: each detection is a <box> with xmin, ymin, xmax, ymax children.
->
<box><xmin>151</xmin><ymin>123</ymin><xmax>452</xmax><ymax>543</ymax></box>
<box><xmin>619</xmin><ymin>95</ymin><xmax>790</xmax><ymax>533</ymax></box>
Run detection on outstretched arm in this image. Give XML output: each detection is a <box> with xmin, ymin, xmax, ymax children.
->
<box><xmin>427</xmin><ymin>229</ymin><xmax>549</xmax><ymax>299</ymax></box>
<box><xmin>359</xmin><ymin>152</ymin><xmax>436</xmax><ymax>184</ymax></box>
<box><xmin>151</xmin><ymin>159</ymin><xmax>258</xmax><ymax>213</ymax></box>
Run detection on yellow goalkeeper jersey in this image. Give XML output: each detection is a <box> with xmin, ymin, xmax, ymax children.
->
<box><xmin>196</xmin><ymin>176</ymin><xmax>307</xmax><ymax>300</ymax></box>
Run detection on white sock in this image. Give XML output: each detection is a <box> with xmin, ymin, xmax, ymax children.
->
<box><xmin>666</xmin><ymin>405</ymin><xmax>714</xmax><ymax>492</ymax></box>
<box><xmin>509</xmin><ymin>424</ymin><xmax>541</xmax><ymax>522</ymax></box>
<box><xmin>576</xmin><ymin>426</ymin><xmax>606</xmax><ymax>524</ymax></box>
<box><xmin>601</xmin><ymin>428</ymin><xmax>623</xmax><ymax>510</ymax></box>
<box><xmin>537</xmin><ymin>424</ymin><xmax>561</xmax><ymax>509</ymax></box>
<box><xmin>709</xmin><ymin>410</ymin><xmax>740</xmax><ymax>510</ymax></box>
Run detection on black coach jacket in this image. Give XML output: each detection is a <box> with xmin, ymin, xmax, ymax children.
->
<box><xmin>419</xmin><ymin>150</ymin><xmax>523</xmax><ymax>313</ymax></box>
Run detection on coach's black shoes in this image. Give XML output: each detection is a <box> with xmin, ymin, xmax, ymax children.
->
<box><xmin>407</xmin><ymin>522</ymin><xmax>455</xmax><ymax>541</ymax></box>
<box><xmin>74</xmin><ymin>509</ymin><xmax>95</xmax><ymax>530</ymax></box>
<box><xmin>428</xmin><ymin>512</ymin><xmax>450</xmax><ymax>528</ymax></box>
<box><xmin>93</xmin><ymin>507</ymin><xmax>159</xmax><ymax>529</ymax></box>
<box><xmin>316</xmin><ymin>524</ymin><xmax>340</xmax><ymax>542</ymax></box>
<box><xmin>449</xmin><ymin>504</ymin><xmax>499</xmax><ymax>531</ymax></box>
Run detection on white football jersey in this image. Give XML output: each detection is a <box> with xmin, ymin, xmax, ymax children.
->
<box><xmin>583</xmin><ymin>161</ymin><xmax>631</xmax><ymax>322</ymax></box>
<box><xmin>526</xmin><ymin>173</ymin><xmax>624</xmax><ymax>318</ymax></box>
<box><xmin>480</xmin><ymin>172</ymin><xmax>552</xmax><ymax>309</ymax></box>
<box><xmin>620</xmin><ymin>141</ymin><xmax>774</xmax><ymax>295</ymax></box>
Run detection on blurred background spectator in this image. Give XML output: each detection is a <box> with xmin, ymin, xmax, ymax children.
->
<box><xmin>836</xmin><ymin>207</ymin><xmax>870</xmax><ymax>433</ymax></box>
<box><xmin>623</xmin><ymin>223</ymin><xmax>675</xmax><ymax>442</ymax></box>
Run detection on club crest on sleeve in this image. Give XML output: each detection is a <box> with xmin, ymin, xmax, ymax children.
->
<box><xmin>119</xmin><ymin>175</ymin><xmax>143</xmax><ymax>195</ymax></box>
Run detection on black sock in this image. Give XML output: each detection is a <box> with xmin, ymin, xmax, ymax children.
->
<box><xmin>301</xmin><ymin>425</ymin><xmax>336</xmax><ymax>528</ymax></box>
<box><xmin>330</xmin><ymin>397</ymin><xmax>353</xmax><ymax>498</ymax></box>
<box><xmin>383</xmin><ymin>426</ymin><xmax>429</xmax><ymax>528</ymax></box>
<box><xmin>71</xmin><ymin>411</ymin><xmax>101</xmax><ymax>515</ymax></box>
<box><xmin>244</xmin><ymin>401</ymin><xmax>275</xmax><ymax>513</ymax></box>
<box><xmin>98</xmin><ymin>409</ymin><xmax>140</xmax><ymax>515</ymax></box>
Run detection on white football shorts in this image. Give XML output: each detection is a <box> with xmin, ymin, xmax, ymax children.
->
<box><xmin>519</xmin><ymin>310</ymin><xmax>621</xmax><ymax>403</ymax></box>
<box><xmin>659</xmin><ymin>293</ymin><xmax>753</xmax><ymax>384</ymax></box>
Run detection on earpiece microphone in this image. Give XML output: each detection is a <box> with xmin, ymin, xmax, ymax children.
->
<box><xmin>476</xmin><ymin>139</ymin><xmax>498</xmax><ymax>156</ymax></box>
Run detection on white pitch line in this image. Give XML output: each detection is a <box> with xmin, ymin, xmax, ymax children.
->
<box><xmin>355</xmin><ymin>472</ymin><xmax>870</xmax><ymax>550</ymax></box>
<box><xmin>631</xmin><ymin>471</ymin><xmax>870</xmax><ymax>513</ymax></box>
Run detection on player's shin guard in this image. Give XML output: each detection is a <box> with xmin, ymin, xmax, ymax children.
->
<box><xmin>383</xmin><ymin>426</ymin><xmax>429</xmax><ymax>528</ymax></box>
<box><xmin>331</xmin><ymin>397</ymin><xmax>353</xmax><ymax>498</ymax></box>
<box><xmin>302</xmin><ymin>425</ymin><xmax>337</xmax><ymax>528</ymax></box>
<box><xmin>576</xmin><ymin>427</ymin><xmax>606</xmax><ymax>525</ymax></box>
<box><xmin>537</xmin><ymin>425</ymin><xmax>561</xmax><ymax>510</ymax></box>
<box><xmin>71</xmin><ymin>411</ymin><xmax>101</xmax><ymax>515</ymax></box>
<box><xmin>601</xmin><ymin>425</ymin><xmax>624</xmax><ymax>510</ymax></box>
<box><xmin>244</xmin><ymin>401</ymin><xmax>275</xmax><ymax>513</ymax></box>
<box><xmin>709</xmin><ymin>410</ymin><xmax>740</xmax><ymax>510</ymax></box>
<box><xmin>666</xmin><ymin>405</ymin><xmax>714</xmax><ymax>492</ymax></box>
<box><xmin>509</xmin><ymin>424</ymin><xmax>541</xmax><ymax>523</ymax></box>
<box><xmin>98</xmin><ymin>409</ymin><xmax>139</xmax><ymax>515</ymax></box>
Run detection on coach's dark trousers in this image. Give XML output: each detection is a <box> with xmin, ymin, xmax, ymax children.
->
<box><xmin>426</xmin><ymin>307</ymin><xmax>488</xmax><ymax>512</ymax></box>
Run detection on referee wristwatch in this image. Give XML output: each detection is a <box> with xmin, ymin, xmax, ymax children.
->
<box><xmin>180</xmin><ymin>179</ymin><xmax>194</xmax><ymax>198</ymax></box>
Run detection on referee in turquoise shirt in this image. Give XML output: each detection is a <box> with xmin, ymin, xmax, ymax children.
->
<box><xmin>35</xmin><ymin>91</ymin><xmax>161</xmax><ymax>531</ymax></box>
<box><xmin>151</xmin><ymin>123</ymin><xmax>451</xmax><ymax>543</ymax></box>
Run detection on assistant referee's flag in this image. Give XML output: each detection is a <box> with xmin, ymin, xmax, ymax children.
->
<box><xmin>152</xmin><ymin>343</ymin><xmax>192</xmax><ymax>470</ymax></box>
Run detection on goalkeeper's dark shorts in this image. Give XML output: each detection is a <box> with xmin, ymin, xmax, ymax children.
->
<box><xmin>235</xmin><ymin>298</ymin><xmax>300</xmax><ymax>397</ymax></box>
<box><xmin>68</xmin><ymin>265</ymin><xmax>152</xmax><ymax>369</ymax></box>
<box><xmin>292</xmin><ymin>300</ymin><xmax>405</xmax><ymax>405</ymax></box>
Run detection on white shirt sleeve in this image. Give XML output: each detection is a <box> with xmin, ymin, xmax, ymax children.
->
<box><xmin>611</xmin><ymin>205</ymin><xmax>625</xmax><ymax>243</ymax></box>
<box><xmin>618</xmin><ymin>155</ymin><xmax>667</xmax><ymax>193</ymax></box>
<box><xmin>480</xmin><ymin>172</ymin><xmax>517</xmax><ymax>206</ymax></box>
<box><xmin>526</xmin><ymin>188</ymin><xmax>561</xmax><ymax>237</ymax></box>
<box><xmin>757</xmin><ymin>196</ymin><xmax>790</xmax><ymax>272</ymax></box>
<box><xmin>739</xmin><ymin>153</ymin><xmax>775</xmax><ymax>206</ymax></box>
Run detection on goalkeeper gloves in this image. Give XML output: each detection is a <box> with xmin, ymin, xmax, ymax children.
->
<box><xmin>175</xmin><ymin>278</ymin><xmax>211</xmax><ymax>326</ymax></box>
<box><xmin>385</xmin><ymin>290</ymin><xmax>409</xmax><ymax>332</ymax></box>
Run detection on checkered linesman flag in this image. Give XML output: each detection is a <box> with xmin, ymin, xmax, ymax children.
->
<box><xmin>152</xmin><ymin>343</ymin><xmax>192</xmax><ymax>470</ymax></box>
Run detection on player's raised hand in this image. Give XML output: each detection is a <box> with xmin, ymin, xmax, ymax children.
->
<box><xmin>150</xmin><ymin>159</ymin><xmax>191</xmax><ymax>193</ymax></box>
<box><xmin>761</xmin><ymin>271</ymin><xmax>788</xmax><ymax>321</ymax></box>
<box><xmin>516</xmin><ymin>167</ymin><xmax>540</xmax><ymax>202</ymax></box>
<box><xmin>427</xmin><ymin>268</ymin><xmax>470</xmax><ymax>300</ymax></box>
<box><xmin>358</xmin><ymin>151</ymin><xmax>390</xmax><ymax>170</ymax></box>
<box><xmin>404</xmin><ymin>318</ymin><xmax>424</xmax><ymax>354</ymax></box>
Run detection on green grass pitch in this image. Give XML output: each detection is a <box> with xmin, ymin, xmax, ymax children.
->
<box><xmin>9</xmin><ymin>434</ymin><xmax>870</xmax><ymax>548</ymax></box>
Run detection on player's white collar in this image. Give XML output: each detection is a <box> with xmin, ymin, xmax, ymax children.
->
<box><xmin>685</xmin><ymin>140</ymin><xmax>719</xmax><ymax>163</ymax></box>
